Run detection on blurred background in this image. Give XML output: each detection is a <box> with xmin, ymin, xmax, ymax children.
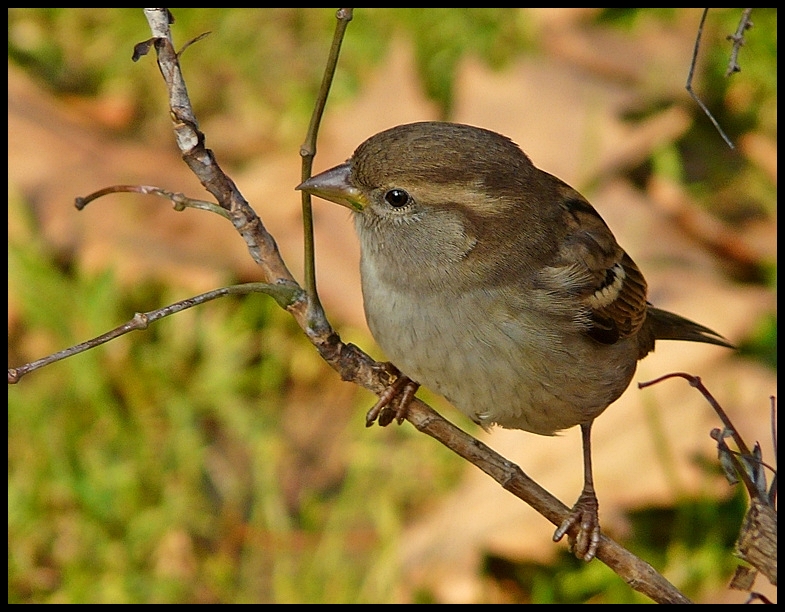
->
<box><xmin>8</xmin><ymin>8</ymin><xmax>776</xmax><ymax>603</ymax></box>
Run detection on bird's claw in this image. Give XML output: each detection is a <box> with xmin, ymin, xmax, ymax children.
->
<box><xmin>365</xmin><ymin>365</ymin><xmax>419</xmax><ymax>427</ymax></box>
<box><xmin>553</xmin><ymin>490</ymin><xmax>601</xmax><ymax>562</ymax></box>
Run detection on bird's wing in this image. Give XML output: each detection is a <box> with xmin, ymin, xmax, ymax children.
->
<box><xmin>538</xmin><ymin>185</ymin><xmax>648</xmax><ymax>345</ymax></box>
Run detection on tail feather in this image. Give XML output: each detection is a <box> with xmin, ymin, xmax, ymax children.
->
<box><xmin>647</xmin><ymin>306</ymin><xmax>735</xmax><ymax>349</ymax></box>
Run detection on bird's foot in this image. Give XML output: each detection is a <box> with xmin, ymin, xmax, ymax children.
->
<box><xmin>366</xmin><ymin>364</ymin><xmax>419</xmax><ymax>427</ymax></box>
<box><xmin>553</xmin><ymin>489</ymin><xmax>601</xmax><ymax>561</ymax></box>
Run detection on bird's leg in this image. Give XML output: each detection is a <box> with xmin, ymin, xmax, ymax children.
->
<box><xmin>553</xmin><ymin>421</ymin><xmax>601</xmax><ymax>561</ymax></box>
<box><xmin>366</xmin><ymin>363</ymin><xmax>420</xmax><ymax>427</ymax></box>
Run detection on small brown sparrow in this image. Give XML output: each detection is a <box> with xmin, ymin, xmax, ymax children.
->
<box><xmin>297</xmin><ymin>121</ymin><xmax>732</xmax><ymax>561</ymax></box>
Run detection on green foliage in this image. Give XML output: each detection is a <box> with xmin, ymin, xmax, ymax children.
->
<box><xmin>737</xmin><ymin>312</ymin><xmax>777</xmax><ymax>371</ymax></box>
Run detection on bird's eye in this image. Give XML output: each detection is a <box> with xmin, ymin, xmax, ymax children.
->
<box><xmin>384</xmin><ymin>189</ymin><xmax>410</xmax><ymax>208</ymax></box>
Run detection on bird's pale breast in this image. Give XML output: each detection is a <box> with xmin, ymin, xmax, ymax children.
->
<box><xmin>360</xmin><ymin>256</ymin><xmax>639</xmax><ymax>435</ymax></box>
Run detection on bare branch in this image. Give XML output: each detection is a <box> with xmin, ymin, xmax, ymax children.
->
<box><xmin>640</xmin><ymin>372</ymin><xmax>751</xmax><ymax>456</ymax></box>
<box><xmin>639</xmin><ymin>373</ymin><xmax>777</xmax><ymax>588</ymax></box>
<box><xmin>140</xmin><ymin>8</ymin><xmax>299</xmax><ymax>295</ymax></box>
<box><xmin>8</xmin><ymin>282</ymin><xmax>303</xmax><ymax>384</ymax></box>
<box><xmin>686</xmin><ymin>8</ymin><xmax>735</xmax><ymax>149</ymax></box>
<box><xmin>75</xmin><ymin>184</ymin><xmax>231</xmax><ymax>219</ymax></box>
<box><xmin>726</xmin><ymin>8</ymin><xmax>754</xmax><ymax>76</ymax></box>
<box><xmin>299</xmin><ymin>8</ymin><xmax>354</xmax><ymax>334</ymax></box>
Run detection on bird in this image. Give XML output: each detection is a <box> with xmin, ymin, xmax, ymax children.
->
<box><xmin>296</xmin><ymin>121</ymin><xmax>732</xmax><ymax>561</ymax></box>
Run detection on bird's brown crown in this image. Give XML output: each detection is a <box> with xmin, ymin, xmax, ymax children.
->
<box><xmin>350</xmin><ymin>122</ymin><xmax>535</xmax><ymax>197</ymax></box>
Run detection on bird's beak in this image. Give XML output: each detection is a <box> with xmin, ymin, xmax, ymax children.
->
<box><xmin>296</xmin><ymin>162</ymin><xmax>368</xmax><ymax>212</ymax></box>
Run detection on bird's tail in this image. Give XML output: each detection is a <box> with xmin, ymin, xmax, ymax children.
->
<box><xmin>647</xmin><ymin>306</ymin><xmax>735</xmax><ymax>349</ymax></box>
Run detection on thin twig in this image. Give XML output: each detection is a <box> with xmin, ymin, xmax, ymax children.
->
<box><xmin>726</xmin><ymin>8</ymin><xmax>753</xmax><ymax>76</ymax></box>
<box><xmin>75</xmin><ymin>184</ymin><xmax>231</xmax><ymax>219</ymax></box>
<box><xmin>299</xmin><ymin>8</ymin><xmax>354</xmax><ymax>334</ymax></box>
<box><xmin>640</xmin><ymin>373</ymin><xmax>777</xmax><ymax>589</ymax></box>
<box><xmin>8</xmin><ymin>282</ymin><xmax>303</xmax><ymax>384</ymax></box>
<box><xmin>639</xmin><ymin>372</ymin><xmax>775</xmax><ymax>504</ymax></box>
<box><xmin>640</xmin><ymin>372</ymin><xmax>749</xmax><ymax>454</ymax></box>
<box><xmin>686</xmin><ymin>8</ymin><xmax>735</xmax><ymax>149</ymax></box>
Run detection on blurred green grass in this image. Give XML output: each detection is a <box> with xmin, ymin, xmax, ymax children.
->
<box><xmin>8</xmin><ymin>8</ymin><xmax>776</xmax><ymax>603</ymax></box>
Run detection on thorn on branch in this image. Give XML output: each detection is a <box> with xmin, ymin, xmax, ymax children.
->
<box><xmin>132</xmin><ymin>38</ymin><xmax>157</xmax><ymax>62</ymax></box>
